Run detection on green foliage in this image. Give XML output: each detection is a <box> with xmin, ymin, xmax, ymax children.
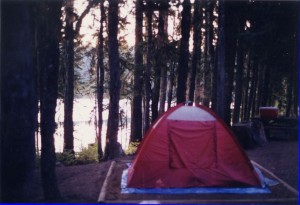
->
<box><xmin>56</xmin><ymin>151</ymin><xmax>76</xmax><ymax>166</ymax></box>
<box><xmin>125</xmin><ymin>142</ymin><xmax>140</xmax><ymax>155</ymax></box>
<box><xmin>76</xmin><ymin>144</ymin><xmax>98</xmax><ymax>165</ymax></box>
<box><xmin>54</xmin><ymin>143</ymin><xmax>99</xmax><ymax>166</ymax></box>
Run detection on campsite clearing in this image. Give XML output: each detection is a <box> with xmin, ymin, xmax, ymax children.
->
<box><xmin>104</xmin><ymin>139</ymin><xmax>298</xmax><ymax>204</ymax></box>
<box><xmin>28</xmin><ymin>139</ymin><xmax>298</xmax><ymax>204</ymax></box>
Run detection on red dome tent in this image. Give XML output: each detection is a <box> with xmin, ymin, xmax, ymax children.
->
<box><xmin>127</xmin><ymin>103</ymin><xmax>262</xmax><ymax>188</ymax></box>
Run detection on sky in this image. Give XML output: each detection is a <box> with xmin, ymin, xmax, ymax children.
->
<box><xmin>75</xmin><ymin>0</ymin><xmax>136</xmax><ymax>47</ymax></box>
<box><xmin>74</xmin><ymin>0</ymin><xmax>189</xmax><ymax>49</ymax></box>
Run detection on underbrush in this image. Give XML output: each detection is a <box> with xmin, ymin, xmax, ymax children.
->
<box><xmin>124</xmin><ymin>141</ymin><xmax>140</xmax><ymax>155</ymax></box>
<box><xmin>56</xmin><ymin>143</ymin><xmax>99</xmax><ymax>166</ymax></box>
<box><xmin>36</xmin><ymin>143</ymin><xmax>99</xmax><ymax>167</ymax></box>
<box><xmin>36</xmin><ymin>141</ymin><xmax>140</xmax><ymax>167</ymax></box>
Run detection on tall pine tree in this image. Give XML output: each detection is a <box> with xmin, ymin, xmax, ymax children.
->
<box><xmin>176</xmin><ymin>0</ymin><xmax>191</xmax><ymax>104</ymax></box>
<box><xmin>103</xmin><ymin>0</ymin><xmax>121</xmax><ymax>160</ymax></box>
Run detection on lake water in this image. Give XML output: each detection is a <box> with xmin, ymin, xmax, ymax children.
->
<box><xmin>36</xmin><ymin>98</ymin><xmax>131</xmax><ymax>153</ymax></box>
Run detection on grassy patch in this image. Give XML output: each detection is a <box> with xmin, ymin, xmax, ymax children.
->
<box><xmin>36</xmin><ymin>143</ymin><xmax>100</xmax><ymax>167</ymax></box>
<box><xmin>125</xmin><ymin>141</ymin><xmax>140</xmax><ymax>155</ymax></box>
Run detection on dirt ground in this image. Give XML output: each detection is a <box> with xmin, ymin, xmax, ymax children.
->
<box><xmin>28</xmin><ymin>138</ymin><xmax>298</xmax><ymax>204</ymax></box>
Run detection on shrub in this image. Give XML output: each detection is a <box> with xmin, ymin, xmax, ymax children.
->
<box><xmin>56</xmin><ymin>151</ymin><xmax>76</xmax><ymax>166</ymax></box>
<box><xmin>76</xmin><ymin>143</ymin><xmax>98</xmax><ymax>165</ymax></box>
<box><xmin>55</xmin><ymin>143</ymin><xmax>99</xmax><ymax>166</ymax></box>
<box><xmin>125</xmin><ymin>142</ymin><xmax>140</xmax><ymax>155</ymax></box>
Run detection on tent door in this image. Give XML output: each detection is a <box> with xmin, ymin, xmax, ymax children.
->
<box><xmin>168</xmin><ymin>120</ymin><xmax>216</xmax><ymax>170</ymax></box>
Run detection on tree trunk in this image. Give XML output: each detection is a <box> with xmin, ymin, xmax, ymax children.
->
<box><xmin>256</xmin><ymin>64</ymin><xmax>265</xmax><ymax>113</ymax></box>
<box><xmin>194</xmin><ymin>63</ymin><xmax>202</xmax><ymax>105</ymax></box>
<box><xmin>232</xmin><ymin>3</ymin><xmax>246</xmax><ymax>123</ymax></box>
<box><xmin>131</xmin><ymin>0</ymin><xmax>144</xmax><ymax>142</ymax></box>
<box><xmin>1</xmin><ymin>2</ymin><xmax>36</xmax><ymax>201</ymax></box>
<box><xmin>152</xmin><ymin>59</ymin><xmax>160</xmax><ymax>122</ymax></box>
<box><xmin>247</xmin><ymin>61</ymin><xmax>258</xmax><ymax>119</ymax></box>
<box><xmin>103</xmin><ymin>0</ymin><xmax>121</xmax><ymax>160</ymax></box>
<box><xmin>158</xmin><ymin>5</ymin><xmax>169</xmax><ymax>115</ymax></box>
<box><xmin>152</xmin><ymin>6</ymin><xmax>163</xmax><ymax>122</ymax></box>
<box><xmin>291</xmin><ymin>47</ymin><xmax>298</xmax><ymax>117</ymax></box>
<box><xmin>292</xmin><ymin>6</ymin><xmax>299</xmax><ymax>117</ymax></box>
<box><xmin>211</xmin><ymin>49</ymin><xmax>218</xmax><ymax>111</ymax></box>
<box><xmin>63</xmin><ymin>0</ymin><xmax>75</xmax><ymax>154</ymax></box>
<box><xmin>167</xmin><ymin>60</ymin><xmax>176</xmax><ymax>109</ymax></box>
<box><xmin>158</xmin><ymin>68</ymin><xmax>167</xmax><ymax>114</ymax></box>
<box><xmin>215</xmin><ymin>0</ymin><xmax>226</xmax><ymax>119</ymax></box>
<box><xmin>261</xmin><ymin>66</ymin><xmax>270</xmax><ymax>106</ymax></box>
<box><xmin>38</xmin><ymin>1</ymin><xmax>62</xmax><ymax>200</ymax></box>
<box><xmin>203</xmin><ymin>0</ymin><xmax>214</xmax><ymax>107</ymax></box>
<box><xmin>63</xmin><ymin>0</ymin><xmax>97</xmax><ymax>154</ymax></box>
<box><xmin>224</xmin><ymin>1</ymin><xmax>240</xmax><ymax>125</ymax></box>
<box><xmin>284</xmin><ymin>64</ymin><xmax>292</xmax><ymax>117</ymax></box>
<box><xmin>96</xmin><ymin>0</ymin><xmax>105</xmax><ymax>160</ymax></box>
<box><xmin>233</xmin><ymin>40</ymin><xmax>244</xmax><ymax>123</ymax></box>
<box><xmin>188</xmin><ymin>0</ymin><xmax>202</xmax><ymax>103</ymax></box>
<box><xmin>176</xmin><ymin>0</ymin><xmax>191</xmax><ymax>104</ymax></box>
<box><xmin>144</xmin><ymin>2</ymin><xmax>153</xmax><ymax>132</ymax></box>
<box><xmin>242</xmin><ymin>55</ymin><xmax>251</xmax><ymax>121</ymax></box>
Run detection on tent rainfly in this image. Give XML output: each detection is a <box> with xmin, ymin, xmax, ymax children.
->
<box><xmin>127</xmin><ymin>103</ymin><xmax>262</xmax><ymax>188</ymax></box>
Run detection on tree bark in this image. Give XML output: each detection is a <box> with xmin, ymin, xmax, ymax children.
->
<box><xmin>152</xmin><ymin>4</ymin><xmax>163</xmax><ymax>122</ymax></box>
<box><xmin>242</xmin><ymin>54</ymin><xmax>251</xmax><ymax>121</ymax></box>
<box><xmin>103</xmin><ymin>0</ymin><xmax>121</xmax><ymax>160</ymax></box>
<box><xmin>167</xmin><ymin>60</ymin><xmax>176</xmax><ymax>109</ymax></box>
<box><xmin>176</xmin><ymin>0</ymin><xmax>191</xmax><ymax>104</ymax></box>
<box><xmin>224</xmin><ymin>1</ymin><xmax>240</xmax><ymax>125</ymax></box>
<box><xmin>256</xmin><ymin>64</ymin><xmax>264</xmax><ymax>113</ymax></box>
<box><xmin>203</xmin><ymin>0</ymin><xmax>214</xmax><ymax>107</ymax></box>
<box><xmin>63</xmin><ymin>0</ymin><xmax>75</xmax><ymax>154</ymax></box>
<box><xmin>144</xmin><ymin>1</ymin><xmax>153</xmax><ymax>132</ymax></box>
<box><xmin>292</xmin><ymin>3</ymin><xmax>299</xmax><ymax>117</ymax></box>
<box><xmin>96</xmin><ymin>0</ymin><xmax>105</xmax><ymax>160</ymax></box>
<box><xmin>232</xmin><ymin>10</ymin><xmax>246</xmax><ymax>123</ymax></box>
<box><xmin>291</xmin><ymin>41</ymin><xmax>298</xmax><ymax>117</ymax></box>
<box><xmin>188</xmin><ymin>0</ymin><xmax>202</xmax><ymax>103</ymax></box>
<box><xmin>1</xmin><ymin>2</ymin><xmax>36</xmax><ymax>201</ymax></box>
<box><xmin>131</xmin><ymin>0</ymin><xmax>144</xmax><ymax>142</ymax></box>
<box><xmin>233</xmin><ymin>40</ymin><xmax>244</xmax><ymax>123</ymax></box>
<box><xmin>211</xmin><ymin>47</ymin><xmax>218</xmax><ymax>111</ymax></box>
<box><xmin>38</xmin><ymin>1</ymin><xmax>62</xmax><ymax>200</ymax></box>
<box><xmin>158</xmin><ymin>4</ymin><xmax>169</xmax><ymax>115</ymax></box>
<box><xmin>152</xmin><ymin>57</ymin><xmax>160</xmax><ymax>122</ymax></box>
<box><xmin>250</xmin><ymin>63</ymin><xmax>259</xmax><ymax>118</ymax></box>
<box><xmin>215</xmin><ymin>0</ymin><xmax>226</xmax><ymax>119</ymax></box>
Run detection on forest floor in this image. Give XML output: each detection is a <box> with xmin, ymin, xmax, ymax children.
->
<box><xmin>29</xmin><ymin>137</ymin><xmax>298</xmax><ymax>204</ymax></box>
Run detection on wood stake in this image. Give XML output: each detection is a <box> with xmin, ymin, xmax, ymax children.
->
<box><xmin>98</xmin><ymin>161</ymin><xmax>116</xmax><ymax>203</ymax></box>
